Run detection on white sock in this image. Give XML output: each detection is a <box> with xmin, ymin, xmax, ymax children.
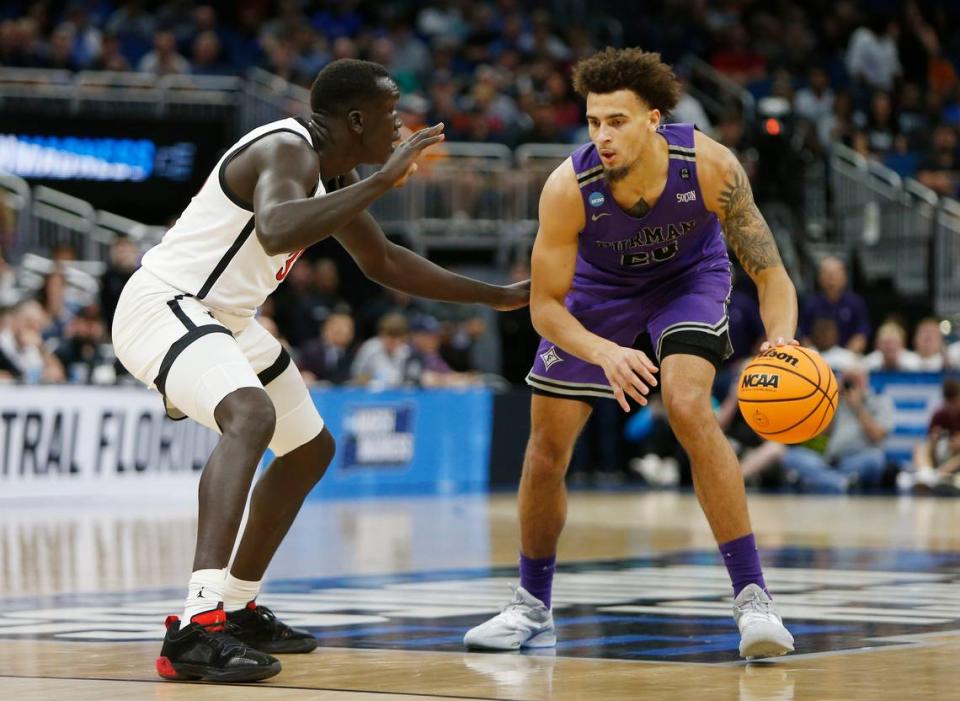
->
<box><xmin>182</xmin><ymin>568</ymin><xmax>226</xmax><ymax>624</ymax></box>
<box><xmin>223</xmin><ymin>573</ymin><xmax>262</xmax><ymax>612</ymax></box>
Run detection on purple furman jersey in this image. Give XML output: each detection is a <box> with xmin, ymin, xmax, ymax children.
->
<box><xmin>527</xmin><ymin>123</ymin><xmax>734</xmax><ymax>401</ymax></box>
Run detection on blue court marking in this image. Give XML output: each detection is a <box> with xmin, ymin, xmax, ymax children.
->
<box><xmin>3</xmin><ymin>547</ymin><xmax>960</xmax><ymax>663</ymax></box>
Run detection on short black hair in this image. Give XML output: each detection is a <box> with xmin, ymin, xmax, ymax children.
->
<box><xmin>572</xmin><ymin>47</ymin><xmax>681</xmax><ymax>114</ymax></box>
<box><xmin>310</xmin><ymin>59</ymin><xmax>395</xmax><ymax>114</ymax></box>
<box><xmin>944</xmin><ymin>378</ymin><xmax>960</xmax><ymax>401</ymax></box>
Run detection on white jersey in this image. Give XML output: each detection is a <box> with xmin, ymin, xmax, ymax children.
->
<box><xmin>141</xmin><ymin>117</ymin><xmax>324</xmax><ymax>317</ymax></box>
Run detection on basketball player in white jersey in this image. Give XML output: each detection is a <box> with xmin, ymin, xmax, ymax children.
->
<box><xmin>112</xmin><ymin>59</ymin><xmax>529</xmax><ymax>682</ymax></box>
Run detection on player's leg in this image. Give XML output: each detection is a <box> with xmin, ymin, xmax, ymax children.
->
<box><xmin>222</xmin><ymin>321</ymin><xmax>331</xmax><ymax>653</ymax></box>
<box><xmin>111</xmin><ymin>273</ymin><xmax>281</xmax><ymax>681</ymax></box>
<box><xmin>519</xmin><ymin>393</ymin><xmax>595</xmax><ymax>576</ymax></box>
<box><xmin>464</xmin><ymin>393</ymin><xmax>592</xmax><ymax>651</ymax></box>
<box><xmin>466</xmin><ymin>327</ymin><xmax>615</xmax><ymax>651</ymax></box>
<box><xmin>650</xmin><ymin>274</ymin><xmax>794</xmax><ymax>659</ymax></box>
<box><xmin>659</xmin><ymin>351</ymin><xmax>793</xmax><ymax>659</ymax></box>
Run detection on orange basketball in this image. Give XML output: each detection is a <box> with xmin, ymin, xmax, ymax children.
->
<box><xmin>737</xmin><ymin>346</ymin><xmax>838</xmax><ymax>444</ymax></box>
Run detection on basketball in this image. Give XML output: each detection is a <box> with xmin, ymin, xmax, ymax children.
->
<box><xmin>737</xmin><ymin>346</ymin><xmax>838</xmax><ymax>444</ymax></box>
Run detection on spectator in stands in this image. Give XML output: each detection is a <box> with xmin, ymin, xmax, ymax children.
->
<box><xmin>904</xmin><ymin>377</ymin><xmax>960</xmax><ymax>490</ymax></box>
<box><xmin>62</xmin><ymin>2</ymin><xmax>103</xmax><ymax>69</ymax></box>
<box><xmin>818</xmin><ymin>91</ymin><xmax>857</xmax><ymax>149</ymax></box>
<box><xmin>190</xmin><ymin>30</ymin><xmax>231</xmax><ymax>76</ymax></box>
<box><xmin>99</xmin><ymin>235</ymin><xmax>138</xmax><ymax>333</ymax></box>
<box><xmin>311</xmin><ymin>258</ymin><xmax>346</xmax><ymax>317</ymax></box>
<box><xmin>91</xmin><ymin>32</ymin><xmax>131</xmax><ymax>71</ymax></box>
<box><xmin>299</xmin><ymin>307</ymin><xmax>355</xmax><ymax>386</ymax></box>
<box><xmin>357</xmin><ymin>287</ymin><xmax>424</xmax><ymax>340</ymax></box>
<box><xmin>863</xmin><ymin>320</ymin><xmax>920</xmax><ymax>372</ymax></box>
<box><xmin>710</xmin><ymin>22</ymin><xmax>766</xmax><ymax>84</ymax></box>
<box><xmin>269</xmin><ymin>261</ymin><xmax>319</xmax><ymax>348</ymax></box>
<box><xmin>351</xmin><ymin>312</ymin><xmax>412</xmax><ymax>388</ymax></box>
<box><xmin>0</xmin><ymin>299</ymin><xmax>64</xmax><ymax>383</ymax></box>
<box><xmin>799</xmin><ymin>256</ymin><xmax>870</xmax><ymax>353</ymax></box>
<box><xmin>809</xmin><ymin>316</ymin><xmax>860</xmax><ymax>373</ymax></box>
<box><xmin>916</xmin><ymin>123</ymin><xmax>960</xmax><ymax>197</ymax></box>
<box><xmin>897</xmin><ymin>82</ymin><xmax>929</xmax><ymax>149</ymax></box>
<box><xmin>912</xmin><ymin>317</ymin><xmax>947</xmax><ymax>370</ymax></box>
<box><xmin>781</xmin><ymin>364</ymin><xmax>893</xmax><ymax>493</ymax></box>
<box><xmin>670</xmin><ymin>82</ymin><xmax>712</xmax><ymax>134</ymax></box>
<box><xmin>105</xmin><ymin>1</ymin><xmax>157</xmax><ymax>47</ymax></box>
<box><xmin>405</xmin><ymin>314</ymin><xmax>479</xmax><ymax>388</ymax></box>
<box><xmin>54</xmin><ymin>303</ymin><xmax>115</xmax><ymax>384</ymax></box>
<box><xmin>794</xmin><ymin>67</ymin><xmax>834</xmax><ymax>131</ymax></box>
<box><xmin>43</xmin><ymin>24</ymin><xmax>82</xmax><ymax>71</ymax></box>
<box><xmin>845</xmin><ymin>13</ymin><xmax>901</xmax><ymax>94</ymax></box>
<box><xmin>36</xmin><ymin>270</ymin><xmax>77</xmax><ymax>342</ymax></box>
<box><xmin>859</xmin><ymin>91</ymin><xmax>898</xmax><ymax>158</ymax></box>
<box><xmin>137</xmin><ymin>28</ymin><xmax>190</xmax><ymax>76</ymax></box>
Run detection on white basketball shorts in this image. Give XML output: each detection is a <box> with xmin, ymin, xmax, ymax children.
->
<box><xmin>112</xmin><ymin>267</ymin><xmax>324</xmax><ymax>456</ymax></box>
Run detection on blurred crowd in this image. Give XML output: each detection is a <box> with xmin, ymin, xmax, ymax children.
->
<box><xmin>0</xmin><ymin>236</ymin><xmax>541</xmax><ymax>392</ymax></box>
<box><xmin>0</xmin><ymin>1</ymin><xmax>956</xmax><ymax>163</ymax></box>
<box><xmin>5</xmin><ymin>0</ymin><xmax>960</xmax><ymax>494</ymax></box>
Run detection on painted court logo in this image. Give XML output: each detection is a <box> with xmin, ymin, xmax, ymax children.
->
<box><xmin>540</xmin><ymin>347</ymin><xmax>563</xmax><ymax>370</ymax></box>
<box><xmin>589</xmin><ymin>192</ymin><xmax>605</xmax><ymax>207</ymax></box>
<box><xmin>4</xmin><ymin>549</ymin><xmax>960</xmax><ymax>664</ymax></box>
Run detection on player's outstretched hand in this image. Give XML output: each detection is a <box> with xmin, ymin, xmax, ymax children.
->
<box><xmin>758</xmin><ymin>337</ymin><xmax>800</xmax><ymax>352</ymax></box>
<box><xmin>380</xmin><ymin>123</ymin><xmax>445</xmax><ymax>187</ymax></box>
<box><xmin>492</xmin><ymin>279</ymin><xmax>530</xmax><ymax>311</ymax></box>
<box><xmin>597</xmin><ymin>345</ymin><xmax>659</xmax><ymax>412</ymax></box>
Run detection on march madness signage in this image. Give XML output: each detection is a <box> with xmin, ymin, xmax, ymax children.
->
<box><xmin>308</xmin><ymin>387</ymin><xmax>492</xmax><ymax>499</ymax></box>
<box><xmin>342</xmin><ymin>403</ymin><xmax>416</xmax><ymax>468</ymax></box>
<box><xmin>0</xmin><ymin>386</ymin><xmax>217</xmax><ymax>498</ymax></box>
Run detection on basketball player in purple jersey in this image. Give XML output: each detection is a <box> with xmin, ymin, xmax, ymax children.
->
<box><xmin>465</xmin><ymin>48</ymin><xmax>797</xmax><ymax>659</ymax></box>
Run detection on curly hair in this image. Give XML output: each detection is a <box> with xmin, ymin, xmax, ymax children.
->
<box><xmin>572</xmin><ymin>47</ymin><xmax>681</xmax><ymax>114</ymax></box>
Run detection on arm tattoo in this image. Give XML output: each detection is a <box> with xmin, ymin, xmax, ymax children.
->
<box><xmin>716</xmin><ymin>162</ymin><xmax>782</xmax><ymax>276</ymax></box>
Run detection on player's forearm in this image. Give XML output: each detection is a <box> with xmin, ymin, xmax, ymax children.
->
<box><xmin>257</xmin><ymin>173</ymin><xmax>392</xmax><ymax>255</ymax></box>
<box><xmin>755</xmin><ymin>267</ymin><xmax>798</xmax><ymax>341</ymax></box>
<box><xmin>376</xmin><ymin>244</ymin><xmax>504</xmax><ymax>305</ymax></box>
<box><xmin>531</xmin><ymin>296</ymin><xmax>614</xmax><ymax>365</ymax></box>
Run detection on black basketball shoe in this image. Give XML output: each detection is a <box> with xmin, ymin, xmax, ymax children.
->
<box><xmin>156</xmin><ymin>604</ymin><xmax>282</xmax><ymax>682</ymax></box>
<box><xmin>227</xmin><ymin>601</ymin><xmax>319</xmax><ymax>654</ymax></box>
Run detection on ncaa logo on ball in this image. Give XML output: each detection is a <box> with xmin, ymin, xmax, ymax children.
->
<box><xmin>589</xmin><ymin>192</ymin><xmax>605</xmax><ymax>207</ymax></box>
<box><xmin>741</xmin><ymin>373</ymin><xmax>780</xmax><ymax>390</ymax></box>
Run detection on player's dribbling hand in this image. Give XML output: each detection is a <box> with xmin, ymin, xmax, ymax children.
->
<box><xmin>759</xmin><ymin>337</ymin><xmax>800</xmax><ymax>352</ymax></box>
<box><xmin>597</xmin><ymin>344</ymin><xmax>659</xmax><ymax>412</ymax></box>
<box><xmin>492</xmin><ymin>279</ymin><xmax>530</xmax><ymax>311</ymax></box>
<box><xmin>380</xmin><ymin>123</ymin><xmax>445</xmax><ymax>187</ymax></box>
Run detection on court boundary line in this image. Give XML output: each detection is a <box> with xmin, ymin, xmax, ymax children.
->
<box><xmin>0</xmin><ymin>673</ymin><xmax>511</xmax><ymax>700</ymax></box>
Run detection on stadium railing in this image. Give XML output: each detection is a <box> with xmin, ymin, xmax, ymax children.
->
<box><xmin>935</xmin><ymin>198</ymin><xmax>960</xmax><ymax>317</ymax></box>
<box><xmin>241</xmin><ymin>68</ymin><xmax>310</xmax><ymax>136</ymax></box>
<box><xmin>0</xmin><ymin>172</ymin><xmax>31</xmax><ymax>261</ymax></box>
<box><xmin>830</xmin><ymin>143</ymin><xmax>945</xmax><ymax>303</ymax></box>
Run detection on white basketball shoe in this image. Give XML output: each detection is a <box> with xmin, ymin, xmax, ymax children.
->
<box><xmin>734</xmin><ymin>584</ymin><xmax>795</xmax><ymax>659</ymax></box>
<box><xmin>464</xmin><ymin>586</ymin><xmax>556</xmax><ymax>650</ymax></box>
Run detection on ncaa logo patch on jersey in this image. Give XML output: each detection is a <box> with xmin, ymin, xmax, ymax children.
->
<box><xmin>680</xmin><ymin>167</ymin><xmax>691</xmax><ymax>180</ymax></box>
<box><xmin>589</xmin><ymin>192</ymin><xmax>605</xmax><ymax>208</ymax></box>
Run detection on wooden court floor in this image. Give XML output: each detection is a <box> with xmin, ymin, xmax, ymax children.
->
<box><xmin>2</xmin><ymin>491</ymin><xmax>960</xmax><ymax>700</ymax></box>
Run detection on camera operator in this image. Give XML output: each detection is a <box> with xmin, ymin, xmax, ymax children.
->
<box><xmin>780</xmin><ymin>364</ymin><xmax>894</xmax><ymax>493</ymax></box>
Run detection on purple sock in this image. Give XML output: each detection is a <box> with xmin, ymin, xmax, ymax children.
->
<box><xmin>719</xmin><ymin>533</ymin><xmax>768</xmax><ymax>597</ymax></box>
<box><xmin>519</xmin><ymin>553</ymin><xmax>556</xmax><ymax>608</ymax></box>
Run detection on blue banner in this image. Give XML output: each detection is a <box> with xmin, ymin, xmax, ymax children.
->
<box><xmin>305</xmin><ymin>387</ymin><xmax>493</xmax><ymax>499</ymax></box>
<box><xmin>870</xmin><ymin>372</ymin><xmax>946</xmax><ymax>464</ymax></box>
